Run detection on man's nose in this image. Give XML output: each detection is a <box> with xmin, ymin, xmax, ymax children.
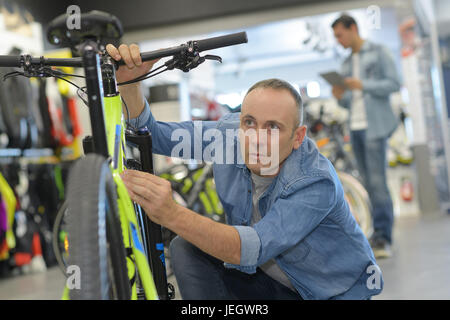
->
<box><xmin>249</xmin><ymin>129</ymin><xmax>269</xmax><ymax>148</ymax></box>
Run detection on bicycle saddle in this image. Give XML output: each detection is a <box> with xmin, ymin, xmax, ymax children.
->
<box><xmin>47</xmin><ymin>10</ymin><xmax>123</xmax><ymax>51</ymax></box>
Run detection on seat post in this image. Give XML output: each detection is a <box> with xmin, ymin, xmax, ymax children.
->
<box><xmin>81</xmin><ymin>41</ymin><xmax>109</xmax><ymax>158</ymax></box>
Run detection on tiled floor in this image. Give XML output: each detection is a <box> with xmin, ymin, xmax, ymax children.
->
<box><xmin>1</xmin><ymin>210</ymin><xmax>449</xmax><ymax>300</ymax></box>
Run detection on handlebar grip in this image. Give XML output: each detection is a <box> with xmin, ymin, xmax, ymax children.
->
<box><xmin>117</xmin><ymin>32</ymin><xmax>248</xmax><ymax>65</ymax></box>
<box><xmin>195</xmin><ymin>32</ymin><xmax>248</xmax><ymax>52</ymax></box>
<box><xmin>136</xmin><ymin>46</ymin><xmax>184</xmax><ymax>64</ymax></box>
<box><xmin>0</xmin><ymin>55</ymin><xmax>21</xmax><ymax>67</ymax></box>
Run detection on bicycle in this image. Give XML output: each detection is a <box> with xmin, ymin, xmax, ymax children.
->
<box><xmin>157</xmin><ymin>161</ymin><xmax>225</xmax><ymax>265</ymax></box>
<box><xmin>305</xmin><ymin>100</ymin><xmax>373</xmax><ymax>237</ymax></box>
<box><xmin>161</xmin><ymin>162</ymin><xmax>225</xmax><ymax>223</ymax></box>
<box><xmin>0</xmin><ymin>10</ymin><xmax>247</xmax><ymax>300</ymax></box>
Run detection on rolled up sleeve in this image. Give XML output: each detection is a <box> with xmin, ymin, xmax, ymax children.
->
<box><xmin>224</xmin><ymin>178</ymin><xmax>335</xmax><ymax>274</ymax></box>
<box><xmin>224</xmin><ymin>225</ymin><xmax>261</xmax><ymax>274</ymax></box>
<box><xmin>128</xmin><ymin>99</ymin><xmax>151</xmax><ymax>129</ymax></box>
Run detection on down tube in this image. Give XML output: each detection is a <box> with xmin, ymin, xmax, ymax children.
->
<box><xmin>114</xmin><ymin>175</ymin><xmax>159</xmax><ymax>300</ymax></box>
<box><xmin>103</xmin><ymin>95</ymin><xmax>158</xmax><ymax>300</ymax></box>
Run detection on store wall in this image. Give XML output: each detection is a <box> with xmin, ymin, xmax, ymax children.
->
<box><xmin>214</xmin><ymin>6</ymin><xmax>403</xmax><ymax>96</ymax></box>
<box><xmin>215</xmin><ymin>56</ymin><xmax>340</xmax><ymax>95</ymax></box>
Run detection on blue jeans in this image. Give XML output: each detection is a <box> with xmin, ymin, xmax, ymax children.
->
<box><xmin>169</xmin><ymin>236</ymin><xmax>303</xmax><ymax>300</ymax></box>
<box><xmin>350</xmin><ymin>130</ymin><xmax>394</xmax><ymax>244</ymax></box>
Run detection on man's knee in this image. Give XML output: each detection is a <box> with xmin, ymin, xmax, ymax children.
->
<box><xmin>169</xmin><ymin>236</ymin><xmax>192</xmax><ymax>267</ymax></box>
<box><xmin>169</xmin><ymin>236</ymin><xmax>222</xmax><ymax>272</ymax></box>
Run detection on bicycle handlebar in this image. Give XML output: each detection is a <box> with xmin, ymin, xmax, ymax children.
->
<box><xmin>120</xmin><ymin>31</ymin><xmax>248</xmax><ymax>65</ymax></box>
<box><xmin>195</xmin><ymin>32</ymin><xmax>248</xmax><ymax>52</ymax></box>
<box><xmin>0</xmin><ymin>55</ymin><xmax>21</xmax><ymax>67</ymax></box>
<box><xmin>0</xmin><ymin>31</ymin><xmax>248</xmax><ymax>68</ymax></box>
<box><xmin>0</xmin><ymin>55</ymin><xmax>84</xmax><ymax>68</ymax></box>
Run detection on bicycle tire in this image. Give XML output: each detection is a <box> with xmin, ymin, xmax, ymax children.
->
<box><xmin>66</xmin><ymin>154</ymin><xmax>131</xmax><ymax>300</ymax></box>
<box><xmin>338</xmin><ymin>171</ymin><xmax>373</xmax><ymax>238</ymax></box>
<box><xmin>52</xmin><ymin>200</ymin><xmax>68</xmax><ymax>275</ymax></box>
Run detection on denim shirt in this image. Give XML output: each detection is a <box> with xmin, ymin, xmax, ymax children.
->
<box><xmin>130</xmin><ymin>100</ymin><xmax>383</xmax><ymax>300</ymax></box>
<box><xmin>339</xmin><ymin>40</ymin><xmax>401</xmax><ymax>140</ymax></box>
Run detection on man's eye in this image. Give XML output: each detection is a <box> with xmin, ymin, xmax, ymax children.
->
<box><xmin>269</xmin><ymin>123</ymin><xmax>279</xmax><ymax>130</ymax></box>
<box><xmin>244</xmin><ymin>119</ymin><xmax>255</xmax><ymax>126</ymax></box>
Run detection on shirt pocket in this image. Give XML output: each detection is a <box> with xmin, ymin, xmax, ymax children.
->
<box><xmin>280</xmin><ymin>240</ymin><xmax>311</xmax><ymax>263</ymax></box>
<box><xmin>362</xmin><ymin>54</ymin><xmax>381</xmax><ymax>79</ymax></box>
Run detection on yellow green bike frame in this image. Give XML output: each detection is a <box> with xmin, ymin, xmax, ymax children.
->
<box><xmin>62</xmin><ymin>95</ymin><xmax>159</xmax><ymax>300</ymax></box>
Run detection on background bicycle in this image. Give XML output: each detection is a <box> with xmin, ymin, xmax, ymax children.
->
<box><xmin>305</xmin><ymin>98</ymin><xmax>373</xmax><ymax>237</ymax></box>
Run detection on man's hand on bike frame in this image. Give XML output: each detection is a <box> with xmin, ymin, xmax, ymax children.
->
<box><xmin>121</xmin><ymin>169</ymin><xmax>242</xmax><ymax>265</ymax></box>
<box><xmin>121</xmin><ymin>169</ymin><xmax>179</xmax><ymax>227</ymax></box>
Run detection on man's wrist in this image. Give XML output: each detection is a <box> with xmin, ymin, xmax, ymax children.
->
<box><xmin>118</xmin><ymin>82</ymin><xmax>142</xmax><ymax>99</ymax></box>
<box><xmin>118</xmin><ymin>82</ymin><xmax>141</xmax><ymax>90</ymax></box>
<box><xmin>164</xmin><ymin>203</ymin><xmax>187</xmax><ymax>232</ymax></box>
<box><xmin>119</xmin><ymin>82</ymin><xmax>146</xmax><ymax>119</ymax></box>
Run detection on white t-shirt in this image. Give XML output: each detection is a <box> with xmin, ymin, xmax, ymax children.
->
<box><xmin>350</xmin><ymin>53</ymin><xmax>368</xmax><ymax>131</ymax></box>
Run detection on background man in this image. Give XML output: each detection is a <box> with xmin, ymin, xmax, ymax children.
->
<box><xmin>331</xmin><ymin>14</ymin><xmax>401</xmax><ymax>258</ymax></box>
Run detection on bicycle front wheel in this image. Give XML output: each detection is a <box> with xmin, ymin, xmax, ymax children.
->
<box><xmin>65</xmin><ymin>154</ymin><xmax>131</xmax><ymax>300</ymax></box>
<box><xmin>52</xmin><ymin>200</ymin><xmax>69</xmax><ymax>275</ymax></box>
<box><xmin>338</xmin><ymin>171</ymin><xmax>373</xmax><ymax>238</ymax></box>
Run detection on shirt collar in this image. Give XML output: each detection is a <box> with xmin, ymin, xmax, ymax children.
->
<box><xmin>359</xmin><ymin>40</ymin><xmax>371</xmax><ymax>52</ymax></box>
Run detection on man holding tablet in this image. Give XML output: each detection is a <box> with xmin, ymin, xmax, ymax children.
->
<box><xmin>331</xmin><ymin>14</ymin><xmax>401</xmax><ymax>259</ymax></box>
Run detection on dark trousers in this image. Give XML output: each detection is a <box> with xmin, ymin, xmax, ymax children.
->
<box><xmin>350</xmin><ymin>130</ymin><xmax>394</xmax><ymax>243</ymax></box>
<box><xmin>169</xmin><ymin>236</ymin><xmax>303</xmax><ymax>300</ymax></box>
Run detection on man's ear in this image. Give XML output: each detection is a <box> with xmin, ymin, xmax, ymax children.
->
<box><xmin>293</xmin><ymin>126</ymin><xmax>307</xmax><ymax>150</ymax></box>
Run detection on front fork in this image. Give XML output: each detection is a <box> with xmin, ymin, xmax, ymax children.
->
<box><xmin>125</xmin><ymin>128</ymin><xmax>174</xmax><ymax>300</ymax></box>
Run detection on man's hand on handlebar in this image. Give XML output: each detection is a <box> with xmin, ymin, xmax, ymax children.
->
<box><xmin>332</xmin><ymin>85</ymin><xmax>346</xmax><ymax>100</ymax></box>
<box><xmin>106</xmin><ymin>43</ymin><xmax>159</xmax><ymax>85</ymax></box>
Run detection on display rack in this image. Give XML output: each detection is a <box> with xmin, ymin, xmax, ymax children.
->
<box><xmin>0</xmin><ymin>147</ymin><xmax>78</xmax><ymax>164</ymax></box>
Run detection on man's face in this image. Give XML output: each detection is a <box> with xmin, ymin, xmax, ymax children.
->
<box><xmin>239</xmin><ymin>88</ymin><xmax>306</xmax><ymax>176</ymax></box>
<box><xmin>333</xmin><ymin>23</ymin><xmax>356</xmax><ymax>49</ymax></box>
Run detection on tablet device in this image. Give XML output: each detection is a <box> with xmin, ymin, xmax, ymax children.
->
<box><xmin>320</xmin><ymin>71</ymin><xmax>347</xmax><ymax>88</ymax></box>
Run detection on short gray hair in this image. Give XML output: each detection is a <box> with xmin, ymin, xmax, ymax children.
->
<box><xmin>245</xmin><ymin>78</ymin><xmax>303</xmax><ymax>128</ymax></box>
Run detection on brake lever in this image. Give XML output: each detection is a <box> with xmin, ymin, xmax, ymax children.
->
<box><xmin>2</xmin><ymin>54</ymin><xmax>58</xmax><ymax>80</ymax></box>
<box><xmin>203</xmin><ymin>54</ymin><xmax>222</xmax><ymax>63</ymax></box>
<box><xmin>166</xmin><ymin>53</ymin><xmax>222</xmax><ymax>72</ymax></box>
<box><xmin>2</xmin><ymin>67</ymin><xmax>55</xmax><ymax>80</ymax></box>
<box><xmin>2</xmin><ymin>71</ymin><xmax>22</xmax><ymax>81</ymax></box>
<box><xmin>187</xmin><ymin>54</ymin><xmax>222</xmax><ymax>69</ymax></box>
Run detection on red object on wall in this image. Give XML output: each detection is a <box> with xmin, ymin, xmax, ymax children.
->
<box><xmin>31</xmin><ymin>232</ymin><xmax>42</xmax><ymax>257</ymax></box>
<box><xmin>401</xmin><ymin>178</ymin><xmax>414</xmax><ymax>202</ymax></box>
<box><xmin>14</xmin><ymin>252</ymin><xmax>32</xmax><ymax>267</ymax></box>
